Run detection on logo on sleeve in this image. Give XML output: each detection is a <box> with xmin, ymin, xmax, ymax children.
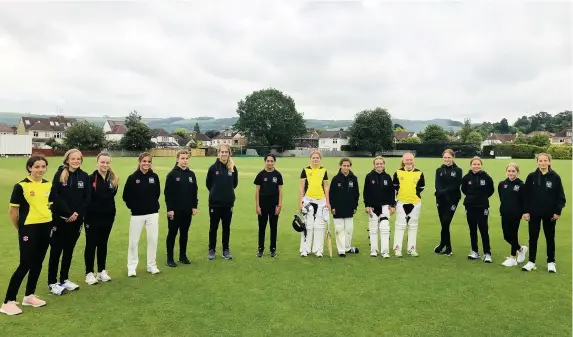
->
<box><xmin>78</xmin><ymin>181</ymin><xmax>84</xmax><ymax>189</ymax></box>
<box><xmin>149</xmin><ymin>177</ymin><xmax>155</xmax><ymax>184</ymax></box>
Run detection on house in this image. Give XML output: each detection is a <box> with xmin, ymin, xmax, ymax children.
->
<box><xmin>0</xmin><ymin>124</ymin><xmax>16</xmax><ymax>135</ymax></box>
<box><xmin>294</xmin><ymin>130</ymin><xmax>320</xmax><ymax>149</ymax></box>
<box><xmin>551</xmin><ymin>128</ymin><xmax>572</xmax><ymax>145</ymax></box>
<box><xmin>103</xmin><ymin>120</ymin><xmax>127</xmax><ymax>141</ymax></box>
<box><xmin>393</xmin><ymin>131</ymin><xmax>417</xmax><ymax>144</ymax></box>
<box><xmin>17</xmin><ymin>115</ymin><xmax>77</xmax><ymax>148</ymax></box>
<box><xmin>211</xmin><ymin>130</ymin><xmax>247</xmax><ymax>147</ymax></box>
<box><xmin>319</xmin><ymin>129</ymin><xmax>349</xmax><ymax>151</ymax></box>
<box><xmin>481</xmin><ymin>133</ymin><xmax>517</xmax><ymax>148</ymax></box>
<box><xmin>526</xmin><ymin>131</ymin><xmax>555</xmax><ymax>138</ymax></box>
<box><xmin>151</xmin><ymin>128</ymin><xmax>179</xmax><ymax>147</ymax></box>
<box><xmin>194</xmin><ymin>132</ymin><xmax>212</xmax><ymax>147</ymax></box>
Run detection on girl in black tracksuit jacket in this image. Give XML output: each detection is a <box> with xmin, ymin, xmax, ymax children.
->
<box><xmin>434</xmin><ymin>149</ymin><xmax>463</xmax><ymax>256</ymax></box>
<box><xmin>48</xmin><ymin>150</ymin><xmax>91</xmax><ymax>292</ymax></box>
<box><xmin>497</xmin><ymin>163</ymin><xmax>525</xmax><ymax>266</ymax></box>
<box><xmin>206</xmin><ymin>145</ymin><xmax>238</xmax><ymax>260</ymax></box>
<box><xmin>329</xmin><ymin>160</ymin><xmax>360</xmax><ymax>256</ymax></box>
<box><xmin>522</xmin><ymin>153</ymin><xmax>566</xmax><ymax>271</ymax></box>
<box><xmin>461</xmin><ymin>157</ymin><xmax>494</xmax><ymax>262</ymax></box>
<box><xmin>164</xmin><ymin>154</ymin><xmax>198</xmax><ymax>267</ymax></box>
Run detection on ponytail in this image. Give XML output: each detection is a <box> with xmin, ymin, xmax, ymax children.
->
<box><xmin>60</xmin><ymin>149</ymin><xmax>82</xmax><ymax>184</ymax></box>
<box><xmin>96</xmin><ymin>152</ymin><xmax>119</xmax><ymax>188</ymax></box>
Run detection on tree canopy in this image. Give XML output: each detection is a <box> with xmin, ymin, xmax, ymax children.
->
<box><xmin>63</xmin><ymin>121</ymin><xmax>106</xmax><ymax>151</ymax></box>
<box><xmin>120</xmin><ymin>111</ymin><xmax>155</xmax><ymax>151</ymax></box>
<box><xmin>421</xmin><ymin>124</ymin><xmax>449</xmax><ymax>144</ymax></box>
<box><xmin>348</xmin><ymin>107</ymin><xmax>394</xmax><ymax>156</ymax></box>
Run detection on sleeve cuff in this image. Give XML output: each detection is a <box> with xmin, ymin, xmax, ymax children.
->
<box><xmin>9</xmin><ymin>203</ymin><xmax>19</xmax><ymax>207</ymax></box>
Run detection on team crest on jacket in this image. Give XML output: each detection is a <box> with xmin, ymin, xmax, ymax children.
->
<box><xmin>189</xmin><ymin>177</ymin><xmax>193</xmax><ymax>183</ymax></box>
<box><xmin>546</xmin><ymin>181</ymin><xmax>552</xmax><ymax>188</ymax></box>
<box><xmin>451</xmin><ymin>172</ymin><xmax>456</xmax><ymax>177</ymax></box>
<box><xmin>264</xmin><ymin>178</ymin><xmax>267</xmax><ymax>182</ymax></box>
<box><xmin>109</xmin><ymin>182</ymin><xmax>113</xmax><ymax>189</ymax></box>
<box><xmin>216</xmin><ymin>171</ymin><xmax>219</xmax><ymax>175</ymax></box>
<box><xmin>504</xmin><ymin>184</ymin><xmax>508</xmax><ymax>188</ymax></box>
<box><xmin>30</xmin><ymin>190</ymin><xmax>35</xmax><ymax>197</ymax></box>
<box><xmin>149</xmin><ymin>177</ymin><xmax>155</xmax><ymax>184</ymax></box>
<box><xmin>371</xmin><ymin>180</ymin><xmax>375</xmax><ymax>184</ymax></box>
<box><xmin>349</xmin><ymin>181</ymin><xmax>354</xmax><ymax>188</ymax></box>
<box><xmin>480</xmin><ymin>180</ymin><xmax>485</xmax><ymax>186</ymax></box>
<box><xmin>272</xmin><ymin>177</ymin><xmax>277</xmax><ymax>183</ymax></box>
<box><xmin>228</xmin><ymin>171</ymin><xmax>232</xmax><ymax>176</ymax></box>
<box><xmin>384</xmin><ymin>180</ymin><xmax>388</xmax><ymax>186</ymax></box>
<box><xmin>337</xmin><ymin>183</ymin><xmax>342</xmax><ymax>187</ymax></box>
<box><xmin>176</xmin><ymin>177</ymin><xmax>180</xmax><ymax>182</ymax></box>
<box><xmin>62</xmin><ymin>181</ymin><xmax>67</xmax><ymax>187</ymax></box>
<box><xmin>78</xmin><ymin>181</ymin><xmax>84</xmax><ymax>188</ymax></box>
<box><xmin>513</xmin><ymin>185</ymin><xmax>520</xmax><ymax>191</ymax></box>
<box><xmin>468</xmin><ymin>181</ymin><xmax>472</xmax><ymax>185</ymax></box>
<box><xmin>135</xmin><ymin>179</ymin><xmax>140</xmax><ymax>184</ymax></box>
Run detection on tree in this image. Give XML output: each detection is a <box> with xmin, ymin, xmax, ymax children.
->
<box><xmin>120</xmin><ymin>111</ymin><xmax>155</xmax><ymax>151</ymax></box>
<box><xmin>513</xmin><ymin>115</ymin><xmax>530</xmax><ymax>133</ymax></box>
<box><xmin>234</xmin><ymin>88</ymin><xmax>306</xmax><ymax>150</ymax></box>
<box><xmin>515</xmin><ymin>133</ymin><xmax>550</xmax><ymax>148</ymax></box>
<box><xmin>498</xmin><ymin>118</ymin><xmax>509</xmax><ymax>133</ymax></box>
<box><xmin>400</xmin><ymin>136</ymin><xmax>421</xmax><ymax>144</ymax></box>
<box><xmin>394</xmin><ymin>124</ymin><xmax>405</xmax><ymax>131</ymax></box>
<box><xmin>421</xmin><ymin>124</ymin><xmax>449</xmax><ymax>144</ymax></box>
<box><xmin>466</xmin><ymin>131</ymin><xmax>483</xmax><ymax>147</ymax></box>
<box><xmin>460</xmin><ymin>118</ymin><xmax>475</xmax><ymax>143</ymax></box>
<box><xmin>193</xmin><ymin>123</ymin><xmax>201</xmax><ymax>133</ymax></box>
<box><xmin>63</xmin><ymin>121</ymin><xmax>106</xmax><ymax>150</ymax></box>
<box><xmin>348</xmin><ymin>107</ymin><xmax>394</xmax><ymax>156</ymax></box>
<box><xmin>173</xmin><ymin>128</ymin><xmax>189</xmax><ymax>138</ymax></box>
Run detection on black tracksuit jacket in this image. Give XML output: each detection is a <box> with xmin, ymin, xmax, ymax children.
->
<box><xmin>164</xmin><ymin>165</ymin><xmax>198</xmax><ymax>212</ymax></box>
<box><xmin>461</xmin><ymin>170</ymin><xmax>495</xmax><ymax>208</ymax></box>
<box><xmin>498</xmin><ymin>178</ymin><xmax>524</xmax><ymax>218</ymax></box>
<box><xmin>206</xmin><ymin>159</ymin><xmax>238</xmax><ymax>208</ymax></box>
<box><xmin>85</xmin><ymin>170</ymin><xmax>118</xmax><ymax>221</ymax></box>
<box><xmin>329</xmin><ymin>170</ymin><xmax>360</xmax><ymax>219</ymax></box>
<box><xmin>363</xmin><ymin>169</ymin><xmax>396</xmax><ymax>208</ymax></box>
<box><xmin>523</xmin><ymin>168</ymin><xmax>566</xmax><ymax>217</ymax></box>
<box><xmin>122</xmin><ymin>168</ymin><xmax>161</xmax><ymax>216</ymax></box>
<box><xmin>50</xmin><ymin>166</ymin><xmax>91</xmax><ymax>218</ymax></box>
<box><xmin>434</xmin><ymin>163</ymin><xmax>463</xmax><ymax>204</ymax></box>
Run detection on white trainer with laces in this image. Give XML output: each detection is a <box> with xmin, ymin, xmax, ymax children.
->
<box><xmin>381</xmin><ymin>252</ymin><xmax>390</xmax><ymax>259</ymax></box>
<box><xmin>97</xmin><ymin>270</ymin><xmax>112</xmax><ymax>282</ymax></box>
<box><xmin>522</xmin><ymin>261</ymin><xmax>537</xmax><ymax>272</ymax></box>
<box><xmin>467</xmin><ymin>251</ymin><xmax>480</xmax><ymax>260</ymax></box>
<box><xmin>147</xmin><ymin>266</ymin><xmax>160</xmax><ymax>275</ymax></box>
<box><xmin>85</xmin><ymin>273</ymin><xmax>98</xmax><ymax>285</ymax></box>
<box><xmin>547</xmin><ymin>262</ymin><xmax>557</xmax><ymax>273</ymax></box>
<box><xmin>127</xmin><ymin>269</ymin><xmax>136</xmax><ymax>277</ymax></box>
<box><xmin>61</xmin><ymin>280</ymin><xmax>80</xmax><ymax>291</ymax></box>
<box><xmin>408</xmin><ymin>250</ymin><xmax>419</xmax><ymax>257</ymax></box>
<box><xmin>517</xmin><ymin>246</ymin><xmax>528</xmax><ymax>264</ymax></box>
<box><xmin>315</xmin><ymin>252</ymin><xmax>323</xmax><ymax>258</ymax></box>
<box><xmin>502</xmin><ymin>257</ymin><xmax>517</xmax><ymax>267</ymax></box>
<box><xmin>48</xmin><ymin>283</ymin><xmax>66</xmax><ymax>296</ymax></box>
<box><xmin>483</xmin><ymin>254</ymin><xmax>493</xmax><ymax>263</ymax></box>
<box><xmin>300</xmin><ymin>251</ymin><xmax>308</xmax><ymax>257</ymax></box>
<box><xmin>370</xmin><ymin>250</ymin><xmax>378</xmax><ymax>257</ymax></box>
<box><xmin>394</xmin><ymin>250</ymin><xmax>402</xmax><ymax>258</ymax></box>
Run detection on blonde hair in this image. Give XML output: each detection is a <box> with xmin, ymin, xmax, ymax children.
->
<box><xmin>138</xmin><ymin>152</ymin><xmax>153</xmax><ymax>169</ymax></box>
<box><xmin>373</xmin><ymin>156</ymin><xmax>386</xmax><ymax>166</ymax></box>
<box><xmin>536</xmin><ymin>152</ymin><xmax>552</xmax><ymax>162</ymax></box>
<box><xmin>218</xmin><ymin>144</ymin><xmax>235</xmax><ymax>172</ymax></box>
<box><xmin>309</xmin><ymin>150</ymin><xmax>321</xmax><ymax>159</ymax></box>
<box><xmin>442</xmin><ymin>149</ymin><xmax>455</xmax><ymax>161</ymax></box>
<box><xmin>60</xmin><ymin>149</ymin><xmax>83</xmax><ymax>183</ymax></box>
<box><xmin>176</xmin><ymin>150</ymin><xmax>189</xmax><ymax>159</ymax></box>
<box><xmin>96</xmin><ymin>152</ymin><xmax>119</xmax><ymax>188</ymax></box>
<box><xmin>400</xmin><ymin>152</ymin><xmax>415</xmax><ymax>169</ymax></box>
<box><xmin>506</xmin><ymin>162</ymin><xmax>520</xmax><ymax>173</ymax></box>
<box><xmin>470</xmin><ymin>156</ymin><xmax>483</xmax><ymax>165</ymax></box>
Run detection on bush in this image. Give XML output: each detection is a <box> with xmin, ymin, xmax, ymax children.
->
<box><xmin>340</xmin><ymin>144</ymin><xmax>360</xmax><ymax>151</ymax></box>
<box><xmin>395</xmin><ymin>143</ymin><xmax>479</xmax><ymax>157</ymax></box>
<box><xmin>548</xmin><ymin>145</ymin><xmax>572</xmax><ymax>160</ymax></box>
<box><xmin>494</xmin><ymin>144</ymin><xmax>547</xmax><ymax>159</ymax></box>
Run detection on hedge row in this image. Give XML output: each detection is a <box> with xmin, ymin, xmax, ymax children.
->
<box><xmin>490</xmin><ymin>144</ymin><xmax>572</xmax><ymax>159</ymax></box>
<box><xmin>548</xmin><ymin>145</ymin><xmax>572</xmax><ymax>160</ymax></box>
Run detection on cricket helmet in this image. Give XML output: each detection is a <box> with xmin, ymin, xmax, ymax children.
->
<box><xmin>292</xmin><ymin>214</ymin><xmax>307</xmax><ymax>237</ymax></box>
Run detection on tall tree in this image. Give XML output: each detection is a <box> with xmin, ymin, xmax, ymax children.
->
<box><xmin>421</xmin><ymin>124</ymin><xmax>449</xmax><ymax>144</ymax></box>
<box><xmin>120</xmin><ymin>111</ymin><xmax>155</xmax><ymax>151</ymax></box>
<box><xmin>348</xmin><ymin>107</ymin><xmax>394</xmax><ymax>156</ymax></box>
<box><xmin>193</xmin><ymin>122</ymin><xmax>201</xmax><ymax>133</ymax></box>
<box><xmin>498</xmin><ymin>118</ymin><xmax>509</xmax><ymax>133</ymax></box>
<box><xmin>459</xmin><ymin>118</ymin><xmax>474</xmax><ymax>143</ymax></box>
<box><xmin>63</xmin><ymin>121</ymin><xmax>106</xmax><ymax>150</ymax></box>
<box><xmin>173</xmin><ymin>128</ymin><xmax>189</xmax><ymax>138</ymax></box>
<box><xmin>466</xmin><ymin>131</ymin><xmax>483</xmax><ymax>147</ymax></box>
<box><xmin>234</xmin><ymin>88</ymin><xmax>306</xmax><ymax>150</ymax></box>
<box><xmin>513</xmin><ymin>115</ymin><xmax>530</xmax><ymax>133</ymax></box>
<box><xmin>393</xmin><ymin>123</ymin><xmax>405</xmax><ymax>131</ymax></box>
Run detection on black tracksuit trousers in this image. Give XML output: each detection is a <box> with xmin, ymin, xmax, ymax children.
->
<box><xmin>166</xmin><ymin>210</ymin><xmax>192</xmax><ymax>260</ymax></box>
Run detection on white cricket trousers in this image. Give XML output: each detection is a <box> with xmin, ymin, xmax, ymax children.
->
<box><xmin>369</xmin><ymin>205</ymin><xmax>391</xmax><ymax>254</ymax></box>
<box><xmin>127</xmin><ymin>213</ymin><xmax>159</xmax><ymax>271</ymax></box>
<box><xmin>394</xmin><ymin>201</ymin><xmax>422</xmax><ymax>252</ymax></box>
<box><xmin>300</xmin><ymin>196</ymin><xmax>328</xmax><ymax>255</ymax></box>
<box><xmin>333</xmin><ymin>218</ymin><xmax>354</xmax><ymax>254</ymax></box>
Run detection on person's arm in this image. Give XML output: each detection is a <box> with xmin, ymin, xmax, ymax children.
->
<box><xmin>277</xmin><ymin>174</ymin><xmax>283</xmax><ymax>209</ymax></box>
<box><xmin>416</xmin><ymin>172</ymin><xmax>425</xmax><ymax>198</ymax></box>
<box><xmin>164</xmin><ymin>172</ymin><xmax>174</xmax><ymax>212</ymax></box>
<box><xmin>8</xmin><ymin>183</ymin><xmax>24</xmax><ymax>230</ymax></box>
<box><xmin>328</xmin><ymin>177</ymin><xmax>336</xmax><ymax>211</ymax></box>
<box><xmin>497</xmin><ymin>181</ymin><xmax>502</xmax><ymax>201</ymax></box>
<box><xmin>155</xmin><ymin>173</ymin><xmax>161</xmax><ymax>201</ymax></box>
<box><xmin>191</xmin><ymin>172</ymin><xmax>198</xmax><ymax>209</ymax></box>
<box><xmin>254</xmin><ymin>172</ymin><xmax>261</xmax><ymax>212</ymax></box>
<box><xmin>353</xmin><ymin>176</ymin><xmax>360</xmax><ymax>212</ymax></box>
<box><xmin>388</xmin><ymin>175</ymin><xmax>397</xmax><ymax>208</ymax></box>
<box><xmin>363</xmin><ymin>175</ymin><xmax>370</xmax><ymax>207</ymax></box>
<box><xmin>392</xmin><ymin>172</ymin><xmax>400</xmax><ymax>195</ymax></box>
<box><xmin>554</xmin><ymin>175</ymin><xmax>566</xmax><ymax>216</ymax></box>
<box><xmin>487</xmin><ymin>174</ymin><xmax>495</xmax><ymax>198</ymax></box>
<box><xmin>323</xmin><ymin>170</ymin><xmax>330</xmax><ymax>207</ymax></box>
<box><xmin>461</xmin><ymin>175</ymin><xmax>468</xmax><ymax>196</ymax></box>
<box><xmin>122</xmin><ymin>175</ymin><xmax>133</xmax><ymax>210</ymax></box>
<box><xmin>522</xmin><ymin>174</ymin><xmax>531</xmax><ymax>216</ymax></box>
<box><xmin>299</xmin><ymin>169</ymin><xmax>307</xmax><ymax>207</ymax></box>
<box><xmin>206</xmin><ymin>166</ymin><xmax>214</xmax><ymax>191</ymax></box>
<box><xmin>435</xmin><ymin>169</ymin><xmax>442</xmax><ymax>197</ymax></box>
<box><xmin>232</xmin><ymin>166</ymin><xmax>239</xmax><ymax>189</ymax></box>
<box><xmin>77</xmin><ymin>173</ymin><xmax>91</xmax><ymax>217</ymax></box>
<box><xmin>51</xmin><ymin>169</ymin><xmax>72</xmax><ymax>217</ymax></box>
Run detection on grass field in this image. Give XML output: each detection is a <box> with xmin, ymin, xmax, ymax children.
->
<box><xmin>0</xmin><ymin>156</ymin><xmax>570</xmax><ymax>336</ymax></box>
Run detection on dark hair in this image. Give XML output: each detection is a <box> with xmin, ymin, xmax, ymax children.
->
<box><xmin>339</xmin><ymin>157</ymin><xmax>352</xmax><ymax>166</ymax></box>
<box><xmin>26</xmin><ymin>155</ymin><xmax>48</xmax><ymax>173</ymax></box>
<box><xmin>264</xmin><ymin>154</ymin><xmax>276</xmax><ymax>162</ymax></box>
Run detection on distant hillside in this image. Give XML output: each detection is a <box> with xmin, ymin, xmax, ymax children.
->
<box><xmin>0</xmin><ymin>112</ymin><xmax>463</xmax><ymax>133</ymax></box>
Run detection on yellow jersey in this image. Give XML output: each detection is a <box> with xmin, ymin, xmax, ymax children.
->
<box><xmin>300</xmin><ymin>166</ymin><xmax>328</xmax><ymax>200</ymax></box>
<box><xmin>393</xmin><ymin>168</ymin><xmax>425</xmax><ymax>204</ymax></box>
<box><xmin>9</xmin><ymin>177</ymin><xmax>54</xmax><ymax>226</ymax></box>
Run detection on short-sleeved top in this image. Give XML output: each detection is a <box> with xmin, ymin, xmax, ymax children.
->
<box><xmin>254</xmin><ymin>169</ymin><xmax>283</xmax><ymax>205</ymax></box>
<box><xmin>300</xmin><ymin>166</ymin><xmax>328</xmax><ymax>200</ymax></box>
<box><xmin>393</xmin><ymin>168</ymin><xmax>425</xmax><ymax>204</ymax></box>
<box><xmin>10</xmin><ymin>176</ymin><xmax>54</xmax><ymax>226</ymax></box>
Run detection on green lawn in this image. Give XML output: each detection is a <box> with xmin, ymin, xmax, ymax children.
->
<box><xmin>0</xmin><ymin>156</ymin><xmax>570</xmax><ymax>337</ymax></box>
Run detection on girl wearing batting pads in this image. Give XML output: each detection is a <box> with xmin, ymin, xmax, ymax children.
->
<box><xmin>299</xmin><ymin>150</ymin><xmax>330</xmax><ymax>257</ymax></box>
<box><xmin>329</xmin><ymin>158</ymin><xmax>359</xmax><ymax>257</ymax></box>
<box><xmin>363</xmin><ymin>156</ymin><xmax>395</xmax><ymax>258</ymax></box>
<box><xmin>392</xmin><ymin>152</ymin><xmax>425</xmax><ymax>257</ymax></box>
<box><xmin>522</xmin><ymin>153</ymin><xmax>566</xmax><ymax>273</ymax></box>
<box><xmin>434</xmin><ymin>149</ymin><xmax>462</xmax><ymax>256</ymax></box>
<box><xmin>498</xmin><ymin>163</ymin><xmax>527</xmax><ymax>267</ymax></box>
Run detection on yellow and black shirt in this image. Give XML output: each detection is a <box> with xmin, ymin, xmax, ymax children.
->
<box><xmin>393</xmin><ymin>168</ymin><xmax>425</xmax><ymax>204</ymax></box>
<box><xmin>9</xmin><ymin>176</ymin><xmax>54</xmax><ymax>226</ymax></box>
<box><xmin>300</xmin><ymin>166</ymin><xmax>328</xmax><ymax>200</ymax></box>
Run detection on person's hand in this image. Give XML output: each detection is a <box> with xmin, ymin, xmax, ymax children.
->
<box><xmin>552</xmin><ymin>214</ymin><xmax>560</xmax><ymax>221</ymax></box>
<box><xmin>389</xmin><ymin>207</ymin><xmax>395</xmax><ymax>215</ymax></box>
<box><xmin>256</xmin><ymin>206</ymin><xmax>261</xmax><ymax>215</ymax></box>
<box><xmin>167</xmin><ymin>210</ymin><xmax>174</xmax><ymax>219</ymax></box>
<box><xmin>68</xmin><ymin>212</ymin><xmax>78</xmax><ymax>222</ymax></box>
<box><xmin>326</xmin><ymin>203</ymin><xmax>331</xmax><ymax>210</ymax></box>
<box><xmin>365</xmin><ymin>207</ymin><xmax>372</xmax><ymax>214</ymax></box>
<box><xmin>523</xmin><ymin>213</ymin><xmax>530</xmax><ymax>221</ymax></box>
<box><xmin>331</xmin><ymin>209</ymin><xmax>336</xmax><ymax>215</ymax></box>
<box><xmin>275</xmin><ymin>205</ymin><xmax>281</xmax><ymax>215</ymax></box>
<box><xmin>192</xmin><ymin>209</ymin><xmax>198</xmax><ymax>216</ymax></box>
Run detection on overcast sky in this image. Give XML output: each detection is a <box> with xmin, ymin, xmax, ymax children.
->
<box><xmin>0</xmin><ymin>1</ymin><xmax>571</xmax><ymax>123</ymax></box>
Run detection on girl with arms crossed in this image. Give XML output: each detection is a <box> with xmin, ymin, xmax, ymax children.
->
<box><xmin>1</xmin><ymin>156</ymin><xmax>54</xmax><ymax>315</ymax></box>
<box><xmin>363</xmin><ymin>156</ymin><xmax>395</xmax><ymax>258</ymax></box>
<box><xmin>498</xmin><ymin>163</ymin><xmax>527</xmax><ymax>267</ymax></box>
<box><xmin>254</xmin><ymin>154</ymin><xmax>283</xmax><ymax>258</ymax></box>
<box><xmin>84</xmin><ymin>153</ymin><xmax>119</xmax><ymax>284</ymax></box>
<box><xmin>522</xmin><ymin>153</ymin><xmax>566</xmax><ymax>273</ymax></box>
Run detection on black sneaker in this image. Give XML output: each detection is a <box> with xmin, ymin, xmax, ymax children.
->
<box><xmin>207</xmin><ymin>249</ymin><xmax>216</xmax><ymax>260</ymax></box>
<box><xmin>434</xmin><ymin>244</ymin><xmax>445</xmax><ymax>254</ymax></box>
<box><xmin>256</xmin><ymin>250</ymin><xmax>263</xmax><ymax>258</ymax></box>
<box><xmin>223</xmin><ymin>249</ymin><xmax>233</xmax><ymax>260</ymax></box>
<box><xmin>179</xmin><ymin>256</ymin><xmax>191</xmax><ymax>264</ymax></box>
<box><xmin>442</xmin><ymin>246</ymin><xmax>452</xmax><ymax>256</ymax></box>
<box><xmin>339</xmin><ymin>253</ymin><xmax>346</xmax><ymax>257</ymax></box>
<box><xmin>270</xmin><ymin>250</ymin><xmax>277</xmax><ymax>258</ymax></box>
<box><xmin>167</xmin><ymin>259</ymin><xmax>177</xmax><ymax>267</ymax></box>
<box><xmin>346</xmin><ymin>247</ymin><xmax>360</xmax><ymax>254</ymax></box>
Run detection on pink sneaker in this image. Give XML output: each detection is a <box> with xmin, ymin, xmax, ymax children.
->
<box><xmin>0</xmin><ymin>301</ymin><xmax>23</xmax><ymax>316</ymax></box>
<box><xmin>22</xmin><ymin>295</ymin><xmax>46</xmax><ymax>308</ymax></box>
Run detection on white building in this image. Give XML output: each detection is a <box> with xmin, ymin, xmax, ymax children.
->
<box><xmin>481</xmin><ymin>133</ymin><xmax>517</xmax><ymax>148</ymax></box>
<box><xmin>319</xmin><ymin>129</ymin><xmax>349</xmax><ymax>151</ymax></box>
<box><xmin>152</xmin><ymin>128</ymin><xmax>179</xmax><ymax>147</ymax></box>
<box><xmin>103</xmin><ymin>120</ymin><xmax>127</xmax><ymax>141</ymax></box>
<box><xmin>17</xmin><ymin>116</ymin><xmax>77</xmax><ymax>148</ymax></box>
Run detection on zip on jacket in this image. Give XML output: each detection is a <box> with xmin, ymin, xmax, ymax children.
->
<box><xmin>206</xmin><ymin>159</ymin><xmax>238</xmax><ymax>208</ymax></box>
<box><xmin>50</xmin><ymin>165</ymin><xmax>91</xmax><ymax>218</ymax></box>
<box><xmin>363</xmin><ymin>169</ymin><xmax>395</xmax><ymax>208</ymax></box>
<box><xmin>86</xmin><ymin>170</ymin><xmax>118</xmax><ymax>220</ymax></box>
<box><xmin>498</xmin><ymin>177</ymin><xmax>524</xmax><ymax>218</ymax></box>
<box><xmin>328</xmin><ymin>169</ymin><xmax>360</xmax><ymax>219</ymax></box>
<box><xmin>434</xmin><ymin>163</ymin><xmax>463</xmax><ymax>204</ymax></box>
<box><xmin>122</xmin><ymin>168</ymin><xmax>161</xmax><ymax>216</ymax></box>
<box><xmin>164</xmin><ymin>165</ymin><xmax>198</xmax><ymax>212</ymax></box>
<box><xmin>523</xmin><ymin>168</ymin><xmax>566</xmax><ymax>217</ymax></box>
<box><xmin>461</xmin><ymin>170</ymin><xmax>495</xmax><ymax>208</ymax></box>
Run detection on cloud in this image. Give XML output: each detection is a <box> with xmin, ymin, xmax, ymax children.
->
<box><xmin>0</xmin><ymin>1</ymin><xmax>570</xmax><ymax>123</ymax></box>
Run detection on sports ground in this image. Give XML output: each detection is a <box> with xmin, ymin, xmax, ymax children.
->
<box><xmin>0</xmin><ymin>156</ymin><xmax>570</xmax><ymax>336</ymax></box>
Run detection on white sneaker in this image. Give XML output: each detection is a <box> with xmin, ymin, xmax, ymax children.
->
<box><xmin>517</xmin><ymin>246</ymin><xmax>528</xmax><ymax>263</ymax></box>
<box><xmin>394</xmin><ymin>249</ymin><xmax>402</xmax><ymax>258</ymax></box>
<box><xmin>315</xmin><ymin>252</ymin><xmax>323</xmax><ymax>258</ymax></box>
<box><xmin>61</xmin><ymin>280</ymin><xmax>80</xmax><ymax>291</ymax></box>
<box><xmin>467</xmin><ymin>251</ymin><xmax>480</xmax><ymax>260</ymax></box>
<box><xmin>300</xmin><ymin>251</ymin><xmax>308</xmax><ymax>257</ymax></box>
<box><xmin>127</xmin><ymin>269</ymin><xmax>136</xmax><ymax>277</ymax></box>
<box><xmin>85</xmin><ymin>273</ymin><xmax>98</xmax><ymax>285</ymax></box>
<box><xmin>382</xmin><ymin>252</ymin><xmax>390</xmax><ymax>259</ymax></box>
<box><xmin>370</xmin><ymin>250</ymin><xmax>378</xmax><ymax>257</ymax></box>
<box><xmin>483</xmin><ymin>254</ymin><xmax>493</xmax><ymax>263</ymax></box>
<box><xmin>97</xmin><ymin>270</ymin><xmax>111</xmax><ymax>282</ymax></box>
<box><xmin>408</xmin><ymin>250</ymin><xmax>419</xmax><ymax>257</ymax></box>
<box><xmin>522</xmin><ymin>261</ymin><xmax>537</xmax><ymax>272</ymax></box>
<box><xmin>48</xmin><ymin>283</ymin><xmax>66</xmax><ymax>296</ymax></box>
<box><xmin>147</xmin><ymin>266</ymin><xmax>160</xmax><ymax>275</ymax></box>
<box><xmin>548</xmin><ymin>262</ymin><xmax>557</xmax><ymax>273</ymax></box>
<box><xmin>502</xmin><ymin>257</ymin><xmax>518</xmax><ymax>267</ymax></box>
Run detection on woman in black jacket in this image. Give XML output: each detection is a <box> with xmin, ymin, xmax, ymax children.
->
<box><xmin>434</xmin><ymin>149</ymin><xmax>462</xmax><ymax>256</ymax></box>
<box><xmin>206</xmin><ymin>144</ymin><xmax>238</xmax><ymax>260</ymax></box>
<box><xmin>329</xmin><ymin>158</ymin><xmax>360</xmax><ymax>257</ymax></box>
<box><xmin>461</xmin><ymin>156</ymin><xmax>494</xmax><ymax>263</ymax></box>
<box><xmin>498</xmin><ymin>163</ymin><xmax>527</xmax><ymax>267</ymax></box>
<box><xmin>47</xmin><ymin>149</ymin><xmax>91</xmax><ymax>295</ymax></box>
<box><xmin>522</xmin><ymin>153</ymin><xmax>566</xmax><ymax>273</ymax></box>
<box><xmin>363</xmin><ymin>156</ymin><xmax>395</xmax><ymax>258</ymax></box>
<box><xmin>84</xmin><ymin>152</ymin><xmax>119</xmax><ymax>285</ymax></box>
<box><xmin>164</xmin><ymin>150</ymin><xmax>198</xmax><ymax>267</ymax></box>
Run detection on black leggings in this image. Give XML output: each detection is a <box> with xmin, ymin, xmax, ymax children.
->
<box><xmin>501</xmin><ymin>215</ymin><xmax>521</xmax><ymax>256</ymax></box>
<box><xmin>465</xmin><ymin>207</ymin><xmax>491</xmax><ymax>255</ymax></box>
<box><xmin>528</xmin><ymin>215</ymin><xmax>556</xmax><ymax>263</ymax></box>
<box><xmin>437</xmin><ymin>201</ymin><xmax>458</xmax><ymax>247</ymax></box>
<box><xmin>166</xmin><ymin>210</ymin><xmax>192</xmax><ymax>260</ymax></box>
<box><xmin>258</xmin><ymin>206</ymin><xmax>279</xmax><ymax>252</ymax></box>
<box><xmin>4</xmin><ymin>222</ymin><xmax>51</xmax><ymax>303</ymax></box>
<box><xmin>209</xmin><ymin>207</ymin><xmax>233</xmax><ymax>251</ymax></box>
<box><xmin>84</xmin><ymin>217</ymin><xmax>114</xmax><ymax>274</ymax></box>
<box><xmin>48</xmin><ymin>218</ymin><xmax>82</xmax><ymax>285</ymax></box>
